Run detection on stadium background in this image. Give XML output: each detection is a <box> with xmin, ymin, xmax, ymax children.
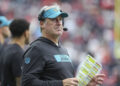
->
<box><xmin>0</xmin><ymin>0</ymin><xmax>120</xmax><ymax>85</ymax></box>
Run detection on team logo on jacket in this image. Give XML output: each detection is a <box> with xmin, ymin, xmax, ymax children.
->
<box><xmin>54</xmin><ymin>55</ymin><xmax>71</xmax><ymax>62</ymax></box>
<box><xmin>24</xmin><ymin>57</ymin><xmax>31</xmax><ymax>64</ymax></box>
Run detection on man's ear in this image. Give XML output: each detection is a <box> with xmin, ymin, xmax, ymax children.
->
<box><xmin>23</xmin><ymin>30</ymin><xmax>30</xmax><ymax>44</ymax></box>
<box><xmin>40</xmin><ymin>21</ymin><xmax>45</xmax><ymax>28</ymax></box>
<box><xmin>40</xmin><ymin>21</ymin><xmax>45</xmax><ymax>31</ymax></box>
<box><xmin>24</xmin><ymin>30</ymin><xmax>29</xmax><ymax>38</ymax></box>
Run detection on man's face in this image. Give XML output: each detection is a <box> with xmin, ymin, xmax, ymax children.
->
<box><xmin>42</xmin><ymin>16</ymin><xmax>63</xmax><ymax>37</ymax></box>
<box><xmin>1</xmin><ymin>26</ymin><xmax>11</xmax><ymax>38</ymax></box>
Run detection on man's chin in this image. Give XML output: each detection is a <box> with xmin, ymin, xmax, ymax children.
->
<box><xmin>56</xmin><ymin>32</ymin><xmax>62</xmax><ymax>36</ymax></box>
<box><xmin>57</xmin><ymin>31</ymin><xmax>63</xmax><ymax>35</ymax></box>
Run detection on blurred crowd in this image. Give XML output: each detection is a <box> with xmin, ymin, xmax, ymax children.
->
<box><xmin>0</xmin><ymin>0</ymin><xmax>120</xmax><ymax>86</ymax></box>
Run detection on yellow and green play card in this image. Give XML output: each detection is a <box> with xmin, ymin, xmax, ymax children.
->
<box><xmin>76</xmin><ymin>55</ymin><xmax>102</xmax><ymax>86</ymax></box>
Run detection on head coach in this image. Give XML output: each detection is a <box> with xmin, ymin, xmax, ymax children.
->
<box><xmin>21</xmin><ymin>4</ymin><xmax>105</xmax><ymax>86</ymax></box>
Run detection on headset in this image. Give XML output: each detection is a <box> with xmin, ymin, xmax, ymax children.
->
<box><xmin>0</xmin><ymin>21</ymin><xmax>2</xmax><ymax>24</ymax></box>
<box><xmin>38</xmin><ymin>10</ymin><xmax>68</xmax><ymax>31</ymax></box>
<box><xmin>38</xmin><ymin>10</ymin><xmax>45</xmax><ymax>21</ymax></box>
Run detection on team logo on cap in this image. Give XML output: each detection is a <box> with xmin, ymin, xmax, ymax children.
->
<box><xmin>53</xmin><ymin>8</ymin><xmax>58</xmax><ymax>12</ymax></box>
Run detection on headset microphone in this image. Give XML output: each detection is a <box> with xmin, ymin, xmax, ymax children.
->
<box><xmin>63</xmin><ymin>28</ymin><xmax>68</xmax><ymax>31</ymax></box>
<box><xmin>62</xmin><ymin>17</ymin><xmax>68</xmax><ymax>31</ymax></box>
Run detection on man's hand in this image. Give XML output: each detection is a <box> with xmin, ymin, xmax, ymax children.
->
<box><xmin>87</xmin><ymin>74</ymin><xmax>105</xmax><ymax>86</ymax></box>
<box><xmin>63</xmin><ymin>78</ymin><xmax>78</xmax><ymax>86</ymax></box>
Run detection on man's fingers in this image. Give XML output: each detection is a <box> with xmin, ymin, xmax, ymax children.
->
<box><xmin>70</xmin><ymin>81</ymin><xmax>78</xmax><ymax>86</ymax></box>
<box><xmin>96</xmin><ymin>77</ymin><xmax>104</xmax><ymax>84</ymax></box>
<box><xmin>63</xmin><ymin>78</ymin><xmax>79</xmax><ymax>86</ymax></box>
<box><xmin>96</xmin><ymin>74</ymin><xmax>105</xmax><ymax>78</ymax></box>
<box><xmin>96</xmin><ymin>77</ymin><xmax>104</xmax><ymax>81</ymax></box>
<box><xmin>94</xmin><ymin>74</ymin><xmax>105</xmax><ymax>82</ymax></box>
<box><xmin>89</xmin><ymin>74</ymin><xmax>105</xmax><ymax>86</ymax></box>
<box><xmin>72</xmin><ymin>78</ymin><xmax>79</xmax><ymax>83</ymax></box>
<box><xmin>71</xmin><ymin>78</ymin><xmax>79</xmax><ymax>86</ymax></box>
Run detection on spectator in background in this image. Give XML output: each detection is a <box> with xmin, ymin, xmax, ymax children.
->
<box><xmin>0</xmin><ymin>19</ymin><xmax>30</xmax><ymax>86</ymax></box>
<box><xmin>0</xmin><ymin>16</ymin><xmax>11</xmax><ymax>44</ymax></box>
<box><xmin>21</xmin><ymin>4</ymin><xmax>105</xmax><ymax>86</ymax></box>
<box><xmin>0</xmin><ymin>16</ymin><xmax>11</xmax><ymax>86</ymax></box>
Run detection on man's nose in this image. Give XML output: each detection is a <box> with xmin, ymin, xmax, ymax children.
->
<box><xmin>56</xmin><ymin>19</ymin><xmax>61</xmax><ymax>25</ymax></box>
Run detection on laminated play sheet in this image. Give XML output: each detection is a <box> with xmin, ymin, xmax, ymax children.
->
<box><xmin>76</xmin><ymin>55</ymin><xmax>102</xmax><ymax>86</ymax></box>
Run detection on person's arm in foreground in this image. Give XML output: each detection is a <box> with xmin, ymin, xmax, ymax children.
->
<box><xmin>12</xmin><ymin>51</ymin><xmax>23</xmax><ymax>86</ymax></box>
<box><xmin>16</xmin><ymin>77</ymin><xmax>21</xmax><ymax>86</ymax></box>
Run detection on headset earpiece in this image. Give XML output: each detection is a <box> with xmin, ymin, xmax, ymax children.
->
<box><xmin>0</xmin><ymin>21</ymin><xmax>2</xmax><ymax>24</ymax></box>
<box><xmin>38</xmin><ymin>10</ymin><xmax>45</xmax><ymax>21</ymax></box>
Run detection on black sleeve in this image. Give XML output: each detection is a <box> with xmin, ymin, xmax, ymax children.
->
<box><xmin>11</xmin><ymin>51</ymin><xmax>23</xmax><ymax>77</ymax></box>
<box><xmin>21</xmin><ymin>46</ymin><xmax>63</xmax><ymax>86</ymax></box>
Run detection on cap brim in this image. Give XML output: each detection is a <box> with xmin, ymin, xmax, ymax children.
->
<box><xmin>3</xmin><ymin>20</ymin><xmax>12</xmax><ymax>27</ymax></box>
<box><xmin>7</xmin><ymin>20</ymin><xmax>12</xmax><ymax>26</ymax></box>
<box><xmin>60</xmin><ymin>12</ymin><xmax>68</xmax><ymax>18</ymax></box>
<box><xmin>47</xmin><ymin>12</ymin><xmax>68</xmax><ymax>19</ymax></box>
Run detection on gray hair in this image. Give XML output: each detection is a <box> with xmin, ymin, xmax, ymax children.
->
<box><xmin>38</xmin><ymin>4</ymin><xmax>61</xmax><ymax>18</ymax></box>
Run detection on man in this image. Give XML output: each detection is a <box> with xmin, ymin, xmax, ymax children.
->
<box><xmin>0</xmin><ymin>16</ymin><xmax>11</xmax><ymax>44</ymax></box>
<box><xmin>0</xmin><ymin>16</ymin><xmax>11</xmax><ymax>55</ymax></box>
<box><xmin>22</xmin><ymin>4</ymin><xmax>105</xmax><ymax>86</ymax></box>
<box><xmin>0</xmin><ymin>19</ymin><xmax>30</xmax><ymax>86</ymax></box>
<box><xmin>0</xmin><ymin>16</ymin><xmax>11</xmax><ymax>85</ymax></box>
